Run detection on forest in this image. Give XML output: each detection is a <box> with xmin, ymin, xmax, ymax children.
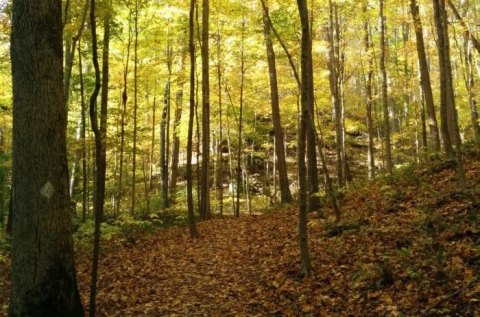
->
<box><xmin>0</xmin><ymin>0</ymin><xmax>480</xmax><ymax>315</ymax></box>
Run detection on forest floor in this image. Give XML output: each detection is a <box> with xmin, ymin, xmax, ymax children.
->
<box><xmin>1</xmin><ymin>152</ymin><xmax>480</xmax><ymax>316</ymax></box>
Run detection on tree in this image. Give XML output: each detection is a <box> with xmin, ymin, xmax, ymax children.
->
<box><xmin>235</xmin><ymin>14</ymin><xmax>246</xmax><ymax>218</ymax></box>
<box><xmin>327</xmin><ymin>0</ymin><xmax>347</xmax><ymax>187</ymax></box>
<box><xmin>170</xmin><ymin>50</ymin><xmax>187</xmax><ymax>198</ymax></box>
<box><xmin>296</xmin><ymin>0</ymin><xmax>314</xmax><ymax>277</ymax></box>
<box><xmin>9</xmin><ymin>0</ymin><xmax>84</xmax><ymax>314</ymax></box>
<box><xmin>88</xmin><ymin>0</ymin><xmax>111</xmax><ymax>313</ymax></box>
<box><xmin>363</xmin><ymin>4</ymin><xmax>375</xmax><ymax>178</ymax></box>
<box><xmin>131</xmin><ymin>0</ymin><xmax>139</xmax><ymax>214</ymax></box>
<box><xmin>432</xmin><ymin>0</ymin><xmax>454</xmax><ymax>157</ymax></box>
<box><xmin>116</xmin><ymin>11</ymin><xmax>133</xmax><ymax>216</ymax></box>
<box><xmin>200</xmin><ymin>0</ymin><xmax>211</xmax><ymax>220</ymax></box>
<box><xmin>261</xmin><ymin>0</ymin><xmax>293</xmax><ymax>204</ymax></box>
<box><xmin>160</xmin><ymin>44</ymin><xmax>173</xmax><ymax>209</ymax></box>
<box><xmin>432</xmin><ymin>0</ymin><xmax>466</xmax><ymax>186</ymax></box>
<box><xmin>187</xmin><ymin>0</ymin><xmax>199</xmax><ymax>238</ymax></box>
<box><xmin>410</xmin><ymin>0</ymin><xmax>441</xmax><ymax>152</ymax></box>
<box><xmin>379</xmin><ymin>0</ymin><xmax>393</xmax><ymax>174</ymax></box>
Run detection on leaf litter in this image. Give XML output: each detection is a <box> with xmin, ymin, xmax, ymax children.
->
<box><xmin>0</xmin><ymin>155</ymin><xmax>480</xmax><ymax>316</ymax></box>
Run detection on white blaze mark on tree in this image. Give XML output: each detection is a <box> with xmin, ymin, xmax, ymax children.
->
<box><xmin>40</xmin><ymin>182</ymin><xmax>55</xmax><ymax>199</ymax></box>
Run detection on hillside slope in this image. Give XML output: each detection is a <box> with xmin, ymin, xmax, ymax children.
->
<box><xmin>1</xmin><ymin>153</ymin><xmax>480</xmax><ymax>316</ymax></box>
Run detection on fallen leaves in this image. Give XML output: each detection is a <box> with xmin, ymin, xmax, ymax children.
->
<box><xmin>0</xmin><ymin>157</ymin><xmax>480</xmax><ymax>316</ymax></box>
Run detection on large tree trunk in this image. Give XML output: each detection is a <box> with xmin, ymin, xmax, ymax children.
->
<box><xmin>200</xmin><ymin>0</ymin><xmax>211</xmax><ymax>220</ymax></box>
<box><xmin>9</xmin><ymin>0</ymin><xmax>84</xmax><ymax>315</ymax></box>
<box><xmin>296</xmin><ymin>0</ymin><xmax>313</xmax><ymax>277</ymax></box>
<box><xmin>410</xmin><ymin>0</ymin><xmax>441</xmax><ymax>152</ymax></box>
<box><xmin>262</xmin><ymin>2</ymin><xmax>292</xmax><ymax>203</ymax></box>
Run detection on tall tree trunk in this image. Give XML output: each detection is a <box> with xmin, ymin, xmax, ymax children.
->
<box><xmin>215</xmin><ymin>11</ymin><xmax>224</xmax><ymax>215</ymax></box>
<box><xmin>432</xmin><ymin>0</ymin><xmax>454</xmax><ymax>157</ymax></box>
<box><xmin>410</xmin><ymin>0</ymin><xmax>441</xmax><ymax>152</ymax></box>
<box><xmin>296</xmin><ymin>0</ymin><xmax>313</xmax><ymax>277</ymax></box>
<box><xmin>170</xmin><ymin>51</ymin><xmax>186</xmax><ymax>197</ymax></box>
<box><xmin>262</xmin><ymin>1</ymin><xmax>293</xmax><ymax>203</ymax></box>
<box><xmin>225</xmin><ymin>98</ymin><xmax>236</xmax><ymax>214</ymax></box>
<box><xmin>116</xmin><ymin>15</ymin><xmax>132</xmax><ymax>216</ymax></box>
<box><xmin>328</xmin><ymin>0</ymin><xmax>346</xmax><ymax>187</ymax></box>
<box><xmin>364</xmin><ymin>7</ymin><xmax>375</xmax><ymax>179</ymax></box>
<box><xmin>9</xmin><ymin>0</ymin><xmax>84</xmax><ymax>314</ymax></box>
<box><xmin>433</xmin><ymin>0</ymin><xmax>466</xmax><ymax>187</ymax></box>
<box><xmin>379</xmin><ymin>0</ymin><xmax>393</xmax><ymax>174</ymax></box>
<box><xmin>131</xmin><ymin>0</ymin><xmax>139</xmax><ymax>214</ymax></box>
<box><xmin>170</xmin><ymin>91</ymin><xmax>182</xmax><ymax>195</ymax></box>
<box><xmin>187</xmin><ymin>0</ymin><xmax>199</xmax><ymax>238</ymax></box>
<box><xmin>88</xmin><ymin>0</ymin><xmax>111</xmax><ymax>313</ymax></box>
<box><xmin>235</xmin><ymin>16</ymin><xmax>246</xmax><ymax>218</ymax></box>
<box><xmin>200</xmin><ymin>0</ymin><xmax>211</xmax><ymax>220</ymax></box>
<box><xmin>160</xmin><ymin>46</ymin><xmax>172</xmax><ymax>210</ymax></box>
<box><xmin>78</xmin><ymin>43</ymin><xmax>88</xmax><ymax>222</ymax></box>
<box><xmin>149</xmin><ymin>96</ymin><xmax>156</xmax><ymax>199</ymax></box>
<box><xmin>99</xmin><ymin>1</ymin><xmax>111</xmax><ymax>219</ymax></box>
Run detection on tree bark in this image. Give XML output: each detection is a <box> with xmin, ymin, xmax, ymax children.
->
<box><xmin>78</xmin><ymin>43</ymin><xmax>88</xmax><ymax>222</ymax></box>
<box><xmin>432</xmin><ymin>0</ymin><xmax>454</xmax><ymax>157</ymax></box>
<box><xmin>116</xmin><ymin>14</ymin><xmax>132</xmax><ymax>216</ymax></box>
<box><xmin>9</xmin><ymin>0</ymin><xmax>84</xmax><ymax>314</ymax></box>
<box><xmin>296</xmin><ymin>0</ymin><xmax>313</xmax><ymax>277</ymax></box>
<box><xmin>200</xmin><ymin>0</ymin><xmax>211</xmax><ymax>220</ymax></box>
<box><xmin>170</xmin><ymin>51</ymin><xmax>186</xmax><ymax>197</ymax></box>
<box><xmin>131</xmin><ymin>0</ymin><xmax>139</xmax><ymax>214</ymax></box>
<box><xmin>160</xmin><ymin>46</ymin><xmax>172</xmax><ymax>210</ymax></box>
<box><xmin>262</xmin><ymin>2</ymin><xmax>293</xmax><ymax>203</ymax></box>
<box><xmin>187</xmin><ymin>0</ymin><xmax>199</xmax><ymax>238</ymax></box>
<box><xmin>327</xmin><ymin>0</ymin><xmax>346</xmax><ymax>187</ymax></box>
<box><xmin>215</xmin><ymin>11</ymin><xmax>224</xmax><ymax>215</ymax></box>
<box><xmin>410</xmin><ymin>0</ymin><xmax>441</xmax><ymax>152</ymax></box>
<box><xmin>88</xmin><ymin>0</ymin><xmax>111</xmax><ymax>314</ymax></box>
<box><xmin>379</xmin><ymin>0</ymin><xmax>393</xmax><ymax>174</ymax></box>
<box><xmin>364</xmin><ymin>7</ymin><xmax>375</xmax><ymax>179</ymax></box>
<box><xmin>433</xmin><ymin>0</ymin><xmax>466</xmax><ymax>186</ymax></box>
<box><xmin>235</xmin><ymin>16</ymin><xmax>246</xmax><ymax>218</ymax></box>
